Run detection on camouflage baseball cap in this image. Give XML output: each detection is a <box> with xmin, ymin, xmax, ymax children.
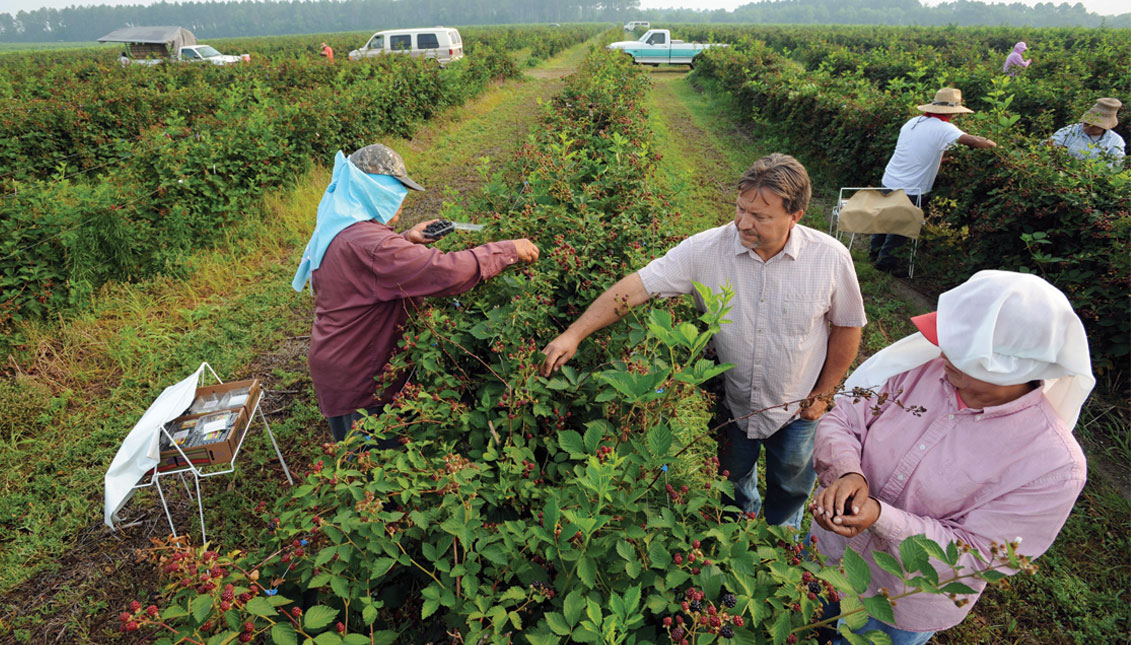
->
<box><xmin>349</xmin><ymin>144</ymin><xmax>425</xmax><ymax>191</ymax></box>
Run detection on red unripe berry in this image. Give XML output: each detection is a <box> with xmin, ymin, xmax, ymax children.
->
<box><xmin>807</xmin><ymin>592</ymin><xmax>817</xmax><ymax>600</ymax></box>
<box><xmin>708</xmin><ymin>605</ymin><xmax>716</xmax><ymax>616</ymax></box>
<box><xmin>704</xmin><ymin>559</ymin><xmax>712</xmax><ymax>566</ymax></box>
<box><xmin>787</xmin><ymin>635</ymin><xmax>798</xmax><ymax>644</ymax></box>
<box><xmin>681</xmin><ymin>601</ymin><xmax>690</xmax><ymax>612</ymax></box>
<box><xmin>239</xmin><ymin>633</ymin><xmax>253</xmax><ymax>643</ymax></box>
<box><xmin>243</xmin><ymin>621</ymin><xmax>254</xmax><ymax>633</ymax></box>
<box><xmin>129</xmin><ymin>600</ymin><xmax>141</xmax><ymax>612</ymax></box>
<box><xmin>295</xmin><ymin>547</ymin><xmax>305</xmax><ymax>557</ymax></box>
<box><xmin>691</xmin><ymin>540</ymin><xmax>701</xmax><ymax>549</ymax></box>
<box><xmin>146</xmin><ymin>605</ymin><xmax>158</xmax><ymax>617</ymax></box>
<box><xmin>675</xmin><ymin>615</ymin><xmax>684</xmax><ymax>625</ymax></box>
<box><xmin>662</xmin><ymin>617</ymin><xmax>672</xmax><ymax>626</ymax></box>
<box><xmin>710</xmin><ymin>616</ymin><xmax>721</xmax><ymax>627</ymax></box>
<box><xmin>220</xmin><ymin>601</ymin><xmax>231</xmax><ymax>611</ymax></box>
<box><xmin>733</xmin><ymin>616</ymin><xmax>744</xmax><ymax>627</ymax></box>
<box><xmin>337</xmin><ymin>622</ymin><xmax>346</xmax><ymax>633</ymax></box>
<box><xmin>119</xmin><ymin>612</ymin><xmax>131</xmax><ymax>622</ymax></box>
<box><xmin>126</xmin><ymin>622</ymin><xmax>139</xmax><ymax>632</ymax></box>
<box><xmin>692</xmin><ymin>567</ymin><xmax>700</xmax><ymax>575</ymax></box>
<box><xmin>674</xmin><ymin>554</ymin><xmax>683</xmax><ymax>564</ymax></box>
<box><xmin>792</xmin><ymin>603</ymin><xmax>801</xmax><ymax>612</ymax></box>
<box><xmin>292</xmin><ymin>607</ymin><xmax>302</xmax><ymax>617</ymax></box>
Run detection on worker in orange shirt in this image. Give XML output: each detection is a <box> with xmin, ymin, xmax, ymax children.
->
<box><xmin>320</xmin><ymin>42</ymin><xmax>334</xmax><ymax>60</ymax></box>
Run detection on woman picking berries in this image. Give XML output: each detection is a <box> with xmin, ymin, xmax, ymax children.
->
<box><xmin>809</xmin><ymin>270</ymin><xmax>1094</xmax><ymax>644</ymax></box>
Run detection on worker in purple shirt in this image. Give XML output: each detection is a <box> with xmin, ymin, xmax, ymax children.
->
<box><xmin>809</xmin><ymin>270</ymin><xmax>1093</xmax><ymax>644</ymax></box>
<box><xmin>292</xmin><ymin>144</ymin><xmax>539</xmax><ymax>442</ymax></box>
<box><xmin>1002</xmin><ymin>41</ymin><xmax>1031</xmax><ymax>77</ymax></box>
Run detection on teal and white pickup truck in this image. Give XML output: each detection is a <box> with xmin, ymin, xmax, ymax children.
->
<box><xmin>606</xmin><ymin>29</ymin><xmax>725</xmax><ymax>68</ymax></box>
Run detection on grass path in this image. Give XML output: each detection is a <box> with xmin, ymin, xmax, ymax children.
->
<box><xmin>0</xmin><ymin>41</ymin><xmax>592</xmax><ymax>642</ymax></box>
<box><xmin>643</xmin><ymin>67</ymin><xmax>1129</xmax><ymax>645</ymax></box>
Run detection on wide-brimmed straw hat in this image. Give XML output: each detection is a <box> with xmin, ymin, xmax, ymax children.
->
<box><xmin>1080</xmin><ymin>98</ymin><xmax>1121</xmax><ymax>130</ymax></box>
<box><xmin>916</xmin><ymin>88</ymin><xmax>974</xmax><ymax>114</ymax></box>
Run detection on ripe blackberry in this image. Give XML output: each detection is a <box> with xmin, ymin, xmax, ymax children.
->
<box><xmin>689</xmin><ymin>599</ymin><xmax>702</xmax><ymax>613</ymax></box>
<box><xmin>720</xmin><ymin>625</ymin><xmax>734</xmax><ymax>639</ymax></box>
<box><xmin>722</xmin><ymin>593</ymin><xmax>737</xmax><ymax>608</ymax></box>
<box><xmin>808</xmin><ymin>581</ymin><xmax>821</xmax><ymax>595</ymax></box>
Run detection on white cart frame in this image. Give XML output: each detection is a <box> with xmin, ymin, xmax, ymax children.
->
<box><xmin>829</xmin><ymin>186</ymin><xmax>921</xmax><ymax>279</ymax></box>
<box><xmin>133</xmin><ymin>363</ymin><xmax>293</xmax><ymax>543</ymax></box>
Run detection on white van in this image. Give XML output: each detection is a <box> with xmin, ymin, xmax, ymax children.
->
<box><xmin>348</xmin><ymin>27</ymin><xmax>464</xmax><ymax>65</ymax></box>
<box><xmin>623</xmin><ymin>21</ymin><xmax>650</xmax><ymax>32</ymax></box>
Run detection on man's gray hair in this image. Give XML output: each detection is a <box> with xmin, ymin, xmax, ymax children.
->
<box><xmin>737</xmin><ymin>153</ymin><xmax>811</xmax><ymax>215</ymax></box>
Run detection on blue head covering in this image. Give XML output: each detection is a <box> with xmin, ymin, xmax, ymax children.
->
<box><xmin>292</xmin><ymin>151</ymin><xmax>409</xmax><ymax>292</ymax></box>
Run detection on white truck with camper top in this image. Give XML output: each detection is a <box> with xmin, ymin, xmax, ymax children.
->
<box><xmin>99</xmin><ymin>26</ymin><xmax>248</xmax><ymax>65</ymax></box>
<box><xmin>606</xmin><ymin>29</ymin><xmax>726</xmax><ymax>68</ymax></box>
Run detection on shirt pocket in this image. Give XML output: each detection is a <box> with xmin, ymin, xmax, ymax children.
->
<box><xmin>779</xmin><ymin>295</ymin><xmax>826</xmax><ymax>337</ymax></box>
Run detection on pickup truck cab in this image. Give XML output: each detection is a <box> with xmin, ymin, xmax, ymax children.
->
<box><xmin>606</xmin><ymin>29</ymin><xmax>725</xmax><ymax>68</ymax></box>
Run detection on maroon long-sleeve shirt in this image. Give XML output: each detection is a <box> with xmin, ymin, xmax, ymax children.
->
<box><xmin>308</xmin><ymin>220</ymin><xmax>518</xmax><ymax>417</ymax></box>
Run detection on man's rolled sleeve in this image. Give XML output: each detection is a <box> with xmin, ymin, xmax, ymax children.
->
<box><xmin>826</xmin><ymin>252</ymin><xmax>867</xmax><ymax>328</ymax></box>
<box><xmin>637</xmin><ymin>236</ymin><xmax>696</xmax><ymax>298</ymax></box>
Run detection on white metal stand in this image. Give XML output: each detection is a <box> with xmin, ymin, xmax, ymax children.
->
<box><xmin>133</xmin><ymin>363</ymin><xmax>294</xmax><ymax>544</ymax></box>
<box><xmin>829</xmin><ymin>186</ymin><xmax>921</xmax><ymax>279</ymax></box>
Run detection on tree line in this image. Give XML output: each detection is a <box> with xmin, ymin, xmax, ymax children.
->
<box><xmin>1</xmin><ymin>0</ymin><xmax>1127</xmax><ymax>43</ymax></box>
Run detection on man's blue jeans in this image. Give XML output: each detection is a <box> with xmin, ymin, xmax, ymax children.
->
<box><xmin>716</xmin><ymin>402</ymin><xmax>817</xmax><ymax>529</ymax></box>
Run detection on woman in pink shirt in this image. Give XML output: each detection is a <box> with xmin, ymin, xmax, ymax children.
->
<box><xmin>1003</xmin><ymin>41</ymin><xmax>1031</xmax><ymax>77</ymax></box>
<box><xmin>810</xmin><ymin>270</ymin><xmax>1094</xmax><ymax>644</ymax></box>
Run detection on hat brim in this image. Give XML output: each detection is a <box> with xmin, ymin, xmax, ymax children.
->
<box><xmin>396</xmin><ymin>174</ymin><xmax>426</xmax><ymax>192</ymax></box>
<box><xmin>1080</xmin><ymin>113</ymin><xmax>1118</xmax><ymax>130</ymax></box>
<box><xmin>917</xmin><ymin>104</ymin><xmax>974</xmax><ymax>114</ymax></box>
<box><xmin>911</xmin><ymin>311</ymin><xmax>939</xmax><ymax>346</ymax></box>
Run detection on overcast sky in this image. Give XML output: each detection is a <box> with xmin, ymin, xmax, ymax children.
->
<box><xmin>5</xmin><ymin>0</ymin><xmax>1127</xmax><ymax>17</ymax></box>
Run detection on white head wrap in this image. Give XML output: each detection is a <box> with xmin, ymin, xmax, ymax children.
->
<box><xmin>845</xmin><ymin>270</ymin><xmax>1095</xmax><ymax>429</ymax></box>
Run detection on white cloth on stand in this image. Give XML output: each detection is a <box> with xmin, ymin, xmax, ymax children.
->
<box><xmin>104</xmin><ymin>364</ymin><xmax>203</xmax><ymax>528</ymax></box>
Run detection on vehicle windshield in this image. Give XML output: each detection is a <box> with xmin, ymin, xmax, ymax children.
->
<box><xmin>637</xmin><ymin>32</ymin><xmax>649</xmax><ymax>42</ymax></box>
<box><xmin>196</xmin><ymin>45</ymin><xmax>221</xmax><ymax>57</ymax></box>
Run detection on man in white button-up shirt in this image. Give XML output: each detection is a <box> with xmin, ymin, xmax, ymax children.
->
<box><xmin>541</xmin><ymin>153</ymin><xmax>866</xmax><ymax>527</ymax></box>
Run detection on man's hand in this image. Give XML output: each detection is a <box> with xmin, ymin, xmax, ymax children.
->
<box><xmin>540</xmin><ymin>332</ymin><xmax>580</xmax><ymax>377</ymax></box>
<box><xmin>799</xmin><ymin>393</ymin><xmax>830</xmax><ymax>420</ymax></box>
<box><xmin>812</xmin><ymin>473</ymin><xmax>869</xmax><ymax>520</ymax></box>
<box><xmin>405</xmin><ymin>219</ymin><xmax>439</xmax><ymax>244</ymax></box>
<box><xmin>513</xmin><ymin>239</ymin><xmax>540</xmax><ymax>263</ymax></box>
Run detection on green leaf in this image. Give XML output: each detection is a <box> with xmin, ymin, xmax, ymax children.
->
<box><xmin>314</xmin><ymin>633</ymin><xmax>342</xmax><ymax>645</ymax></box>
<box><xmin>836</xmin><ymin>624</ymin><xmax>872</xmax><ymax>645</ymax></box>
<box><xmin>161</xmin><ymin>604</ymin><xmax>189</xmax><ymax>620</ymax></box>
<box><xmin>646</xmin><ymin>424</ymin><xmax>672</xmax><ymax>458</ymax></box>
<box><xmin>245</xmin><ymin>596</ymin><xmax>276</xmax><ymax>617</ymax></box>
<box><xmin>271</xmin><ymin>622</ymin><xmax>299</xmax><ymax>645</ymax></box>
<box><xmin>268</xmin><ymin>595</ymin><xmax>295</xmax><ymax>607</ymax></box>
<box><xmin>545</xmin><ymin>612</ymin><xmax>572</xmax><ymax>636</ymax></box>
<box><xmin>842</xmin><ymin>547</ymin><xmax>872</xmax><ymax>593</ymax></box>
<box><xmin>771</xmin><ymin>610</ymin><xmax>791</xmax><ymax>645</ymax></box>
<box><xmin>563</xmin><ymin>590</ymin><xmax>585</xmax><ymax>626</ymax></box>
<box><xmin>623</xmin><ymin>584</ymin><xmax>641</xmax><ymax>614</ymax></box>
<box><xmin>862</xmin><ymin>595</ymin><xmax>895</xmax><ymax>624</ymax></box>
<box><xmin>939</xmin><ymin>582</ymin><xmax>978</xmax><ymax>595</ymax></box>
<box><xmin>648</xmin><ymin>540</ymin><xmax>672</xmax><ymax>569</ymax></box>
<box><xmin>315</xmin><ymin>546</ymin><xmax>338</xmax><ymax>567</ymax></box>
<box><xmin>861</xmin><ymin>630</ymin><xmax>893</xmax><ymax>645</ymax></box>
<box><xmin>362</xmin><ymin>604</ymin><xmax>379</xmax><ymax>626</ymax></box>
<box><xmin>330</xmin><ymin>575</ymin><xmax>350</xmax><ymax>600</ymax></box>
<box><xmin>615</xmin><ymin>540</ymin><xmax>635</xmax><ymax>561</ymax></box>
<box><xmin>577</xmin><ymin>556</ymin><xmax>597</xmax><ymax>587</ymax></box>
<box><xmin>945</xmin><ymin>541</ymin><xmax>959</xmax><ymax>566</ymax></box>
<box><xmin>343</xmin><ymin>636</ymin><xmax>370</xmax><ymax>645</ymax></box>
<box><xmin>304</xmin><ymin>605</ymin><xmax>339</xmax><ymax>631</ymax></box>
<box><xmin>191</xmin><ymin>595</ymin><xmax>214</xmax><ymax>623</ymax></box>
<box><xmin>558</xmin><ymin>430</ymin><xmax>585</xmax><ymax>457</ymax></box>
<box><xmin>422</xmin><ymin>598</ymin><xmax>440</xmax><ymax>620</ymax></box>
<box><xmin>840</xmin><ymin>594</ymin><xmax>868</xmax><ymax>631</ymax></box>
<box><xmin>872</xmin><ymin>551</ymin><xmax>903</xmax><ymax>579</ymax></box>
<box><xmin>898</xmin><ymin>538</ymin><xmax>929</xmax><ymax>577</ymax></box>
<box><xmin>207</xmin><ymin>632</ymin><xmax>237</xmax><ymax>645</ymax></box>
<box><xmin>981</xmin><ymin>570</ymin><xmax>1007</xmax><ymax>582</ymax></box>
<box><xmin>583</xmin><ymin>420</ymin><xmax>609</xmax><ymax>453</ymax></box>
<box><xmin>372</xmin><ymin>631</ymin><xmax>398</xmax><ymax>645</ymax></box>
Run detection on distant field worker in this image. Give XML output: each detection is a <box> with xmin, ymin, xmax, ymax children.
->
<box><xmin>872</xmin><ymin>88</ymin><xmax>997</xmax><ymax>277</ymax></box>
<box><xmin>292</xmin><ymin>144</ymin><xmax>539</xmax><ymax>442</ymax></box>
<box><xmin>1002</xmin><ymin>41</ymin><xmax>1031</xmax><ymax>76</ymax></box>
<box><xmin>1049</xmin><ymin>97</ymin><xmax>1125</xmax><ymax>164</ymax></box>
<box><xmin>811</xmin><ymin>270</ymin><xmax>1093</xmax><ymax>644</ymax></box>
<box><xmin>320</xmin><ymin>42</ymin><xmax>334</xmax><ymax>60</ymax></box>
